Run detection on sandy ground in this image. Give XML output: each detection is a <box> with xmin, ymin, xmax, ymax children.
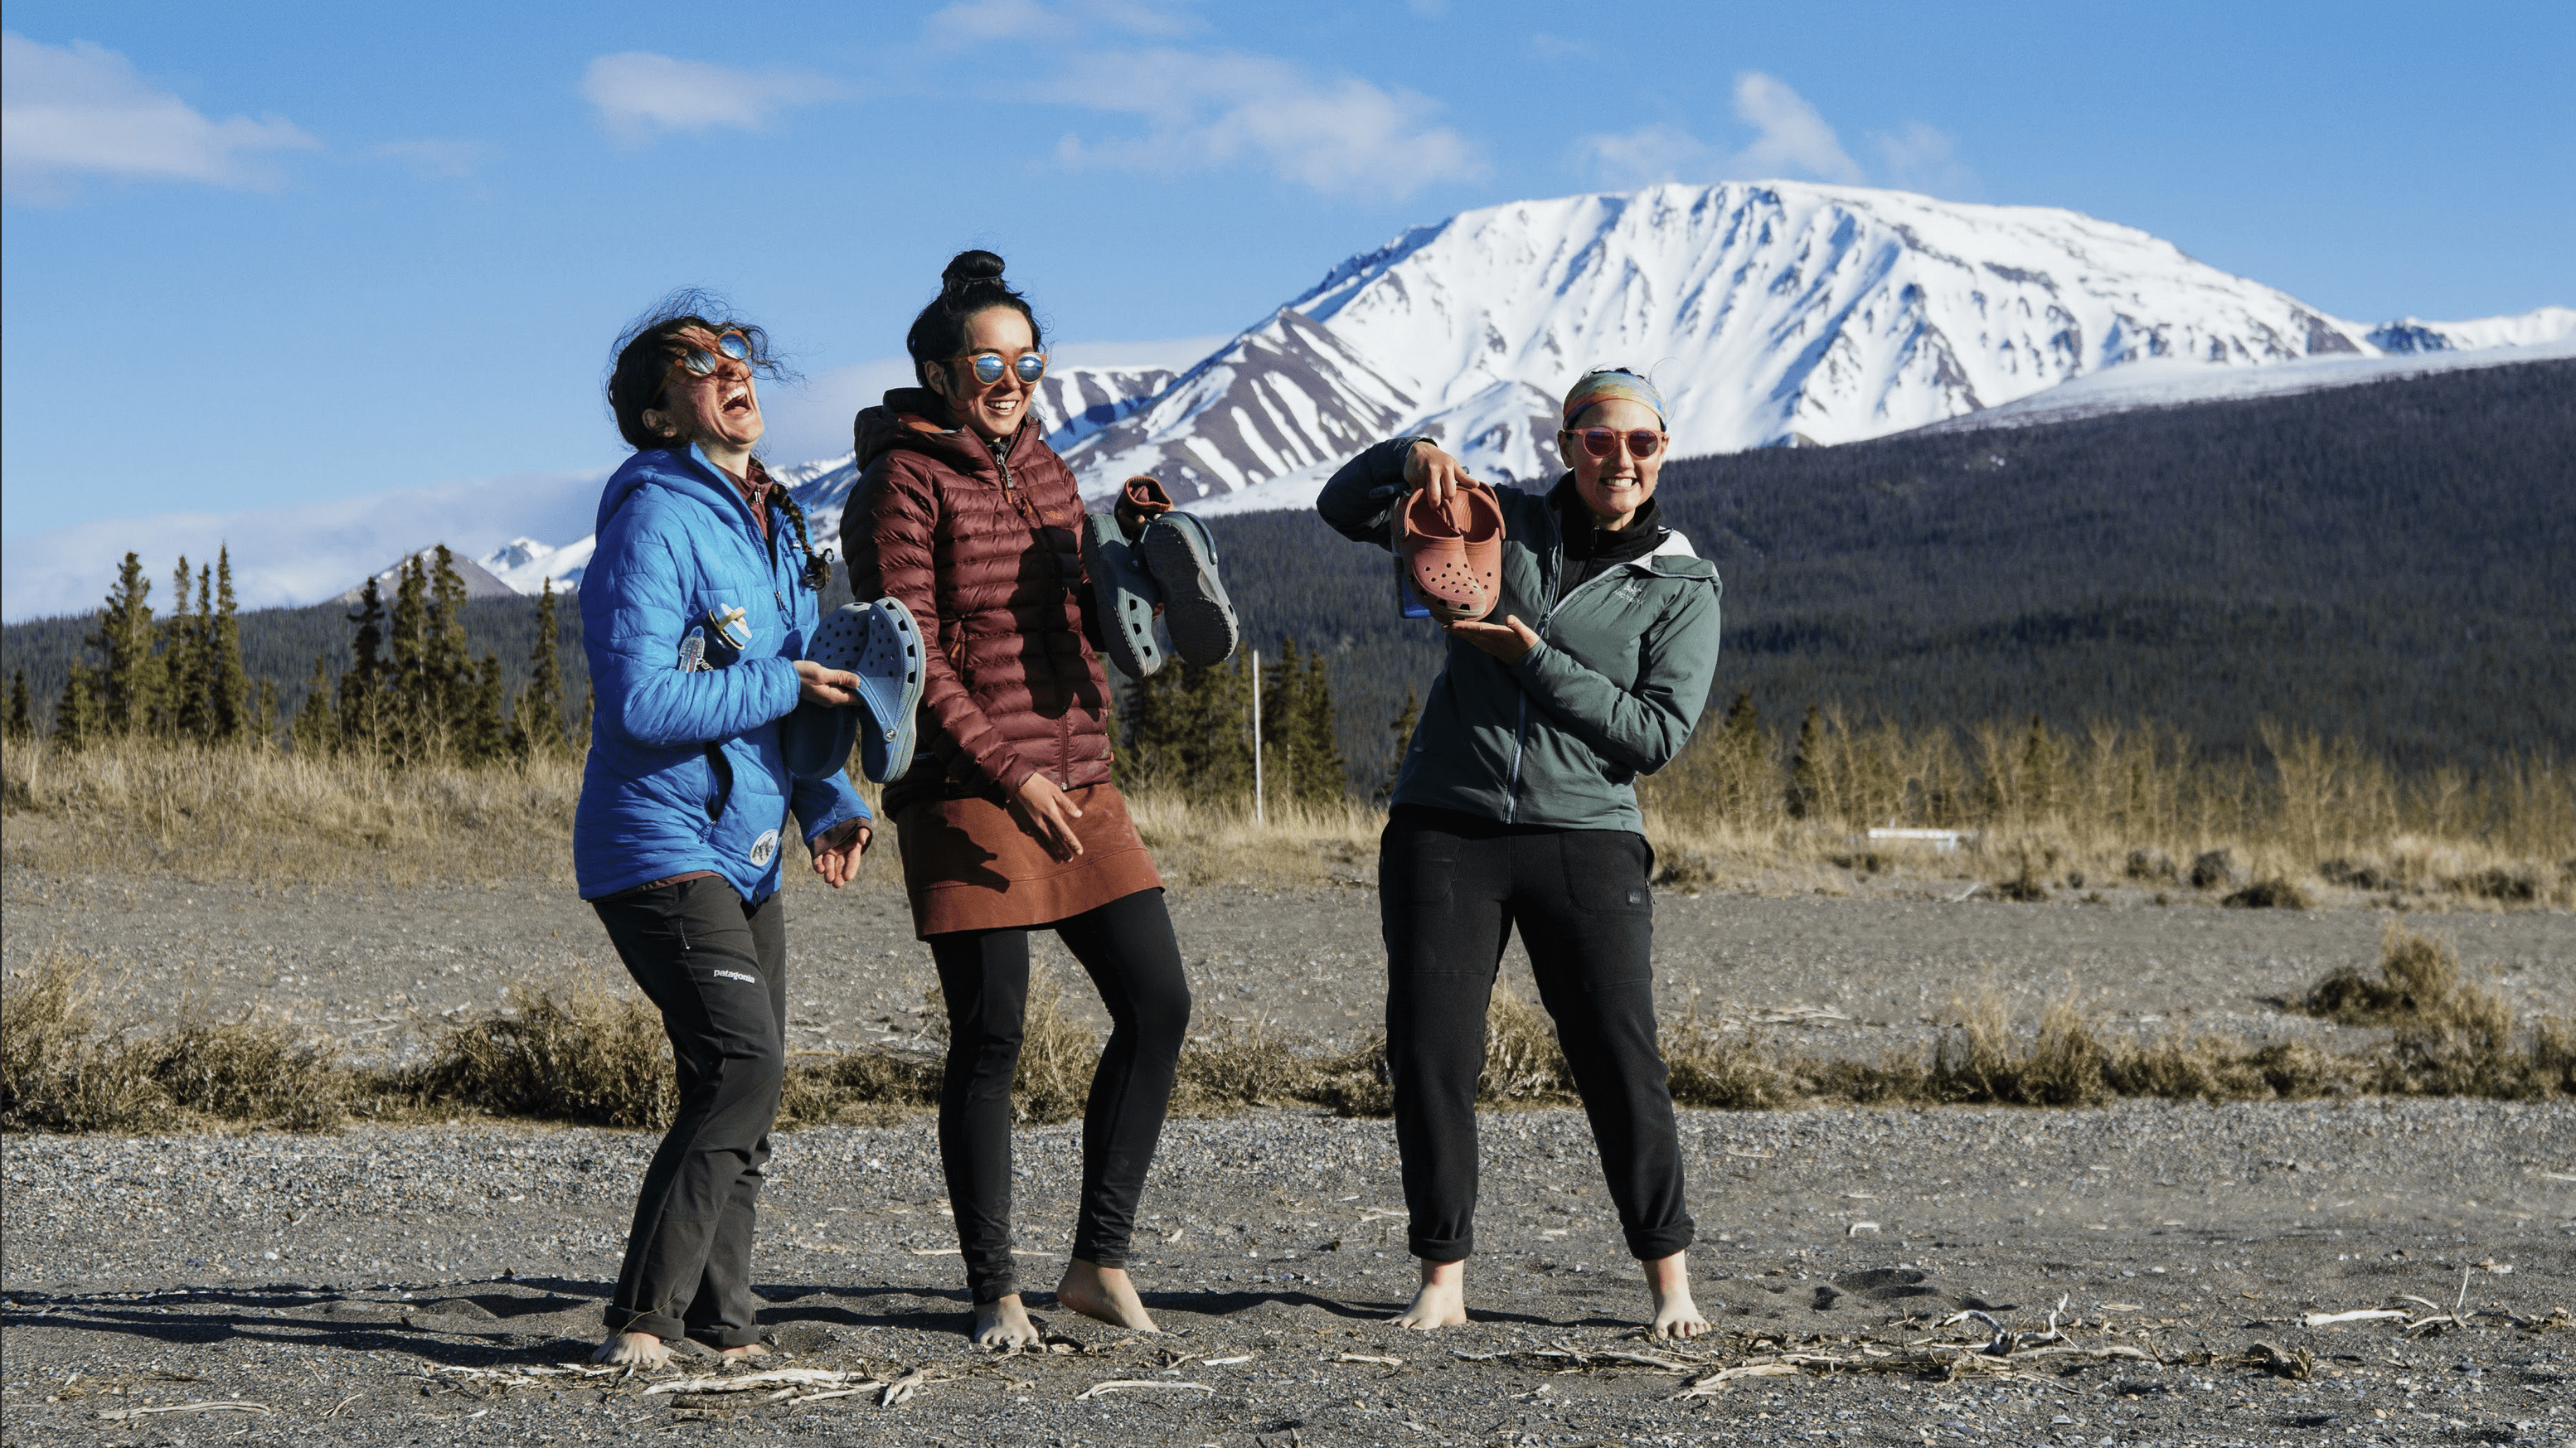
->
<box><xmin>4</xmin><ymin>867</ymin><xmax>2574</xmax><ymax>1443</ymax></box>
<box><xmin>5</xmin><ymin>866</ymin><xmax>2572</xmax><ymax>1066</ymax></box>
<box><xmin>5</xmin><ymin>1099</ymin><xmax>2572</xmax><ymax>1446</ymax></box>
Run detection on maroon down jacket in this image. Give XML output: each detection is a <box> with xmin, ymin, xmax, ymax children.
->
<box><xmin>843</xmin><ymin>388</ymin><xmax>1110</xmax><ymax>806</ymax></box>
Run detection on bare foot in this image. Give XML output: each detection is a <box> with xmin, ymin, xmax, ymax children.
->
<box><xmin>1055</xmin><ymin>1259</ymin><xmax>1159</xmax><ymax>1333</ymax></box>
<box><xmin>717</xmin><ymin>1340</ymin><xmax>770</xmax><ymax>1361</ymax></box>
<box><xmin>973</xmin><ymin>1294</ymin><xmax>1041</xmax><ymax>1349</ymax></box>
<box><xmin>1644</xmin><ymin>1250</ymin><xmax>1709</xmax><ymax>1339</ymax></box>
<box><xmin>1392</xmin><ymin>1257</ymin><xmax>1468</xmax><ymax>1330</ymax></box>
<box><xmin>592</xmin><ymin>1330</ymin><xmax>672</xmax><ymax>1369</ymax></box>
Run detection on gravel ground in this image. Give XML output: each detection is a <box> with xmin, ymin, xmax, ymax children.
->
<box><xmin>5</xmin><ymin>1100</ymin><xmax>2572</xmax><ymax>1446</ymax></box>
<box><xmin>6</xmin><ymin>866</ymin><xmax>2571</xmax><ymax>1065</ymax></box>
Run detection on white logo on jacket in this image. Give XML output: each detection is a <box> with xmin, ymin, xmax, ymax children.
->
<box><xmin>748</xmin><ymin>829</ymin><xmax>779</xmax><ymax>867</ymax></box>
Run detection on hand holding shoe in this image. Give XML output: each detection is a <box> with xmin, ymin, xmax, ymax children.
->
<box><xmin>1403</xmin><ymin>440</ymin><xmax>1479</xmax><ymax>506</ymax></box>
<box><xmin>795</xmin><ymin>660</ymin><xmax>860</xmax><ymax>706</ymax></box>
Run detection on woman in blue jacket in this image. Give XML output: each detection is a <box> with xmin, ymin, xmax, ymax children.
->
<box><xmin>575</xmin><ymin>293</ymin><xmax>871</xmax><ymax>1368</ymax></box>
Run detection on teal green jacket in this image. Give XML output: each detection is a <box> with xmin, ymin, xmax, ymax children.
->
<box><xmin>1318</xmin><ymin>438</ymin><xmax>1723</xmax><ymax>833</ymax></box>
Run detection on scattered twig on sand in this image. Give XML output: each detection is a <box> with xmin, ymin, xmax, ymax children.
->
<box><xmin>2301</xmin><ymin>1308</ymin><xmax>2411</xmax><ymax>1328</ymax></box>
<box><xmin>1336</xmin><ymin>1353</ymin><xmax>1405</xmax><ymax>1368</ymax></box>
<box><xmin>1671</xmin><ymin>1362</ymin><xmax>1800</xmax><ymax>1397</ymax></box>
<box><xmin>95</xmin><ymin>1400</ymin><xmax>271</xmax><ymax>1421</ymax></box>
<box><xmin>1077</xmin><ymin>1379</ymin><xmax>1216</xmax><ymax>1400</ymax></box>
<box><xmin>879</xmin><ymin>1368</ymin><xmax>930</xmax><ymax>1406</ymax></box>
<box><xmin>643</xmin><ymin>1369</ymin><xmax>882</xmax><ymax>1397</ymax></box>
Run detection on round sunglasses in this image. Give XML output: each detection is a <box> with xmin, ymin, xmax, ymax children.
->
<box><xmin>946</xmin><ymin>349</ymin><xmax>1048</xmax><ymax>386</ymax></box>
<box><xmin>672</xmin><ymin>329</ymin><xmax>759</xmax><ymax>378</ymax></box>
<box><xmin>1565</xmin><ymin>426</ymin><xmax>1667</xmax><ymax>460</ymax></box>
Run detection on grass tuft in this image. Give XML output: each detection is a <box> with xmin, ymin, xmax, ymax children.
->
<box><xmin>395</xmin><ymin>980</ymin><xmax>674</xmax><ymax>1128</ymax></box>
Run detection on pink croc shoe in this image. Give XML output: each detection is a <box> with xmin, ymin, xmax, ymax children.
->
<box><xmin>1400</xmin><ymin>482</ymin><xmax>1504</xmax><ymax>623</ymax></box>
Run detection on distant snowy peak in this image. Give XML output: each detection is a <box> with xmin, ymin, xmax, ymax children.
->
<box><xmin>1035</xmin><ymin>366</ymin><xmax>1179</xmax><ymax>451</ymax></box>
<box><xmin>342</xmin><ymin>546</ymin><xmax>518</xmax><ymax>605</ymax></box>
<box><xmin>1053</xmin><ymin>181</ymin><xmax>2432</xmax><ymax>507</ymax></box>
<box><xmin>2366</xmin><ymin>306</ymin><xmax>2576</xmax><ymax>354</ymax></box>
<box><xmin>478</xmin><ymin>535</ymin><xmax>594</xmax><ymax>595</ymax></box>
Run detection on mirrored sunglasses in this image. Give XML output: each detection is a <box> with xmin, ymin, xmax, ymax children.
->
<box><xmin>951</xmin><ymin>350</ymin><xmax>1046</xmax><ymax>386</ymax></box>
<box><xmin>1569</xmin><ymin>427</ymin><xmax>1666</xmax><ymax>460</ymax></box>
<box><xmin>674</xmin><ymin>329</ymin><xmax>757</xmax><ymax>378</ymax></box>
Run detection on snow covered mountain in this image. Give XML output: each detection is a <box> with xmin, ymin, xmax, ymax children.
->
<box><xmin>1057</xmin><ymin>182</ymin><xmax>2572</xmax><ymax>508</ymax></box>
<box><xmin>467</xmin><ymin>182</ymin><xmax>2568</xmax><ymax>595</ymax></box>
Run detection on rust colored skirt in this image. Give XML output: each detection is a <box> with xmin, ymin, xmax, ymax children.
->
<box><xmin>890</xmin><ymin>782</ymin><xmax>1162</xmax><ymax>938</ymax></box>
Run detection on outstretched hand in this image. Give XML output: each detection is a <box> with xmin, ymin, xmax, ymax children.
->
<box><xmin>1402</xmin><ymin>439</ymin><xmax>1480</xmax><ymax>505</ymax></box>
<box><xmin>1447</xmin><ymin>614</ymin><xmax>1540</xmax><ymax>665</ymax></box>
<box><xmin>810</xmin><ymin>820</ymin><xmax>870</xmax><ymax>888</ymax></box>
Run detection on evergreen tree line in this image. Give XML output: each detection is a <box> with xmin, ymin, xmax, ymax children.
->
<box><xmin>1115</xmin><ymin>636</ymin><xmax>1352</xmax><ymax>803</ymax></box>
<box><xmin>8</xmin><ymin>544</ymin><xmax>575</xmax><ymax>767</ymax></box>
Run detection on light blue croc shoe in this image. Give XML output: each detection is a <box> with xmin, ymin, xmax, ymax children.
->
<box><xmin>1083</xmin><ymin>511</ymin><xmax>1165</xmax><ymax>680</ymax></box>
<box><xmin>1139</xmin><ymin>511</ymin><xmax>1239</xmax><ymax>666</ymax></box>
<box><xmin>809</xmin><ymin>597</ymin><xmax>927</xmax><ymax>782</ymax></box>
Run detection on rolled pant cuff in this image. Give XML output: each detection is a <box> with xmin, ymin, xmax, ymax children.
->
<box><xmin>1624</xmin><ymin>1223</ymin><xmax>1696</xmax><ymax>1261</ymax></box>
<box><xmin>687</xmin><ymin>1325</ymin><xmax>766</xmax><ymax>1350</ymax></box>
<box><xmin>969</xmin><ymin>1278</ymin><xmax>1018</xmax><ymax>1305</ymax></box>
<box><xmin>1409</xmin><ymin>1235</ymin><xmax>1472</xmax><ymax>1263</ymax></box>
<box><xmin>604</xmin><ymin>1306</ymin><xmax>684</xmax><ymax>1341</ymax></box>
<box><xmin>1070</xmin><ymin>1240</ymin><xmax>1130</xmax><ymax>1271</ymax></box>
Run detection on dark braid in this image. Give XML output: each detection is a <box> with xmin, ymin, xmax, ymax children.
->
<box><xmin>773</xmin><ymin>488</ymin><xmax>836</xmax><ymax>593</ymax></box>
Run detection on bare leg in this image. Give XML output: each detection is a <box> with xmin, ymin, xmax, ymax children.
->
<box><xmin>1393</xmin><ymin>1257</ymin><xmax>1468</xmax><ymax>1329</ymax></box>
<box><xmin>593</xmin><ymin>1331</ymin><xmax>672</xmax><ymax>1369</ymax></box>
<box><xmin>1644</xmin><ymin>1251</ymin><xmax>1709</xmax><ymax>1338</ymax></box>
<box><xmin>973</xmin><ymin>1294</ymin><xmax>1042</xmax><ymax>1349</ymax></box>
<box><xmin>1055</xmin><ymin>1259</ymin><xmax>1159</xmax><ymax>1332</ymax></box>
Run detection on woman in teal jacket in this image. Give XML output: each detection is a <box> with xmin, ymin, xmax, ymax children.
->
<box><xmin>1317</xmin><ymin>369</ymin><xmax>1720</xmax><ymax>1339</ymax></box>
<box><xmin>575</xmin><ymin>293</ymin><xmax>871</xmax><ymax>1368</ymax></box>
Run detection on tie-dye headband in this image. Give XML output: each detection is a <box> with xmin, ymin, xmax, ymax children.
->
<box><xmin>1560</xmin><ymin>369</ymin><xmax>1666</xmax><ymax>427</ymax></box>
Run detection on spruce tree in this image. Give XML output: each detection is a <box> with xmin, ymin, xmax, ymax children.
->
<box><xmin>54</xmin><ymin>661</ymin><xmax>99</xmax><ymax>750</ymax></box>
<box><xmin>1259</xmin><ymin>637</ymin><xmax>1303</xmax><ymax>800</ymax></box>
<box><xmin>5</xmin><ymin>670</ymin><xmax>33</xmax><ymax>743</ymax></box>
<box><xmin>339</xmin><ymin>577</ymin><xmax>389</xmax><ymax>753</ymax></box>
<box><xmin>1290</xmin><ymin>646</ymin><xmax>1346</xmax><ymax>802</ymax></box>
<box><xmin>1377</xmin><ymin>687</ymin><xmax>1420</xmax><ymax>803</ymax></box>
<box><xmin>167</xmin><ymin>559</ymin><xmax>216</xmax><ymax>741</ymax></box>
<box><xmin>209</xmin><ymin>547</ymin><xmax>250</xmax><ymax>741</ymax></box>
<box><xmin>294</xmin><ymin>653</ymin><xmax>338</xmax><ymax>756</ymax></box>
<box><xmin>428</xmin><ymin>545</ymin><xmax>475</xmax><ymax>734</ymax></box>
<box><xmin>387</xmin><ymin>553</ymin><xmax>430</xmax><ymax>757</ymax></box>
<box><xmin>462</xmin><ymin>652</ymin><xmax>507</xmax><ymax>764</ymax></box>
<box><xmin>89</xmin><ymin>552</ymin><xmax>161</xmax><ymax>735</ymax></box>
<box><xmin>1787</xmin><ymin>703</ymin><xmax>1825</xmax><ymax>820</ymax></box>
<box><xmin>511</xmin><ymin>578</ymin><xmax>567</xmax><ymax>757</ymax></box>
<box><xmin>1719</xmin><ymin>690</ymin><xmax>1762</xmax><ymax>817</ymax></box>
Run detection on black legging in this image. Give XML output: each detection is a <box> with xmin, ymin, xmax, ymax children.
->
<box><xmin>930</xmin><ymin>887</ymin><xmax>1191</xmax><ymax>1303</ymax></box>
<box><xmin>1380</xmin><ymin>805</ymin><xmax>1695</xmax><ymax>1265</ymax></box>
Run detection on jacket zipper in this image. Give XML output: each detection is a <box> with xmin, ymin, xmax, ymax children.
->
<box><xmin>1501</xmin><ymin>550</ymin><xmax>1646</xmax><ymax>822</ymax></box>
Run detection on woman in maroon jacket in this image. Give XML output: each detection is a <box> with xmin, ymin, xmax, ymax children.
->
<box><xmin>844</xmin><ymin>250</ymin><xmax>1190</xmax><ymax>1348</ymax></box>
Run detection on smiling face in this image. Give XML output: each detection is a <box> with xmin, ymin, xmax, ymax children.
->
<box><xmin>925</xmin><ymin>306</ymin><xmax>1038</xmax><ymax>443</ymax></box>
<box><xmin>641</xmin><ymin>326</ymin><xmax>764</xmax><ymax>454</ymax></box>
<box><xmin>1560</xmin><ymin>396</ymin><xmax>1665</xmax><ymax>530</ymax></box>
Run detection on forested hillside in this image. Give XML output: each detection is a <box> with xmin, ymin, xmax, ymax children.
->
<box><xmin>7</xmin><ymin>357</ymin><xmax>2569</xmax><ymax>791</ymax></box>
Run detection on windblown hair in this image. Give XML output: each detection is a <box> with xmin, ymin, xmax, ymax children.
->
<box><xmin>904</xmin><ymin>249</ymin><xmax>1045</xmax><ymax>390</ymax></box>
<box><xmin>605</xmin><ymin>288</ymin><xmax>791</xmax><ymax>451</ymax></box>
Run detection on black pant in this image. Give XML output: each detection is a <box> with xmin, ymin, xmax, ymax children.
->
<box><xmin>1380</xmin><ymin>806</ymin><xmax>1694</xmax><ymax>1264</ymax></box>
<box><xmin>930</xmin><ymin>888</ymin><xmax>1191</xmax><ymax>1303</ymax></box>
<box><xmin>590</xmin><ymin>877</ymin><xmax>786</xmax><ymax>1348</ymax></box>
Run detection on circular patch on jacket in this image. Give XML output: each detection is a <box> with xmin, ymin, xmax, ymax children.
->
<box><xmin>748</xmin><ymin>829</ymin><xmax>779</xmax><ymax>868</ymax></box>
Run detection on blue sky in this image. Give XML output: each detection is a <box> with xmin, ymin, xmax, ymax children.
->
<box><xmin>3</xmin><ymin>0</ymin><xmax>2570</xmax><ymax>616</ymax></box>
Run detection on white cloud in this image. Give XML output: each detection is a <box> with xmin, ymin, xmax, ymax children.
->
<box><xmin>368</xmin><ymin>138</ymin><xmax>486</xmax><ymax>181</ymax></box>
<box><xmin>579</xmin><ymin>51</ymin><xmax>847</xmax><ymax>144</ymax></box>
<box><xmin>1046</xmin><ymin>48</ymin><xmax>1484</xmax><ymax>199</ymax></box>
<box><xmin>1</xmin><ymin>468</ymin><xmax>610</xmax><ymax>622</ymax></box>
<box><xmin>1578</xmin><ymin>75</ymin><xmax>1965</xmax><ymax>194</ymax></box>
<box><xmin>2</xmin><ymin>32</ymin><xmax>319</xmax><ymax>202</ymax></box>
<box><xmin>1575</xmin><ymin>122</ymin><xmax>1710</xmax><ymax>187</ymax></box>
<box><xmin>921</xmin><ymin>0</ymin><xmax>1197</xmax><ymax>45</ymax></box>
<box><xmin>1726</xmin><ymin>72</ymin><xmax>1862</xmax><ymax>184</ymax></box>
<box><xmin>1871</xmin><ymin>119</ymin><xmax>1979</xmax><ymax>198</ymax></box>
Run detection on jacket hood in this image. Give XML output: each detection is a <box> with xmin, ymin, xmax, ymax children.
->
<box><xmin>596</xmin><ymin>446</ymin><xmax>755</xmax><ymax>535</ymax></box>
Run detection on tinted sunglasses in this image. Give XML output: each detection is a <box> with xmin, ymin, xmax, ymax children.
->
<box><xmin>948</xmin><ymin>349</ymin><xmax>1047</xmax><ymax>386</ymax></box>
<box><xmin>1566</xmin><ymin>427</ymin><xmax>1666</xmax><ymax>460</ymax></box>
<box><xmin>672</xmin><ymin>329</ymin><xmax>759</xmax><ymax>378</ymax></box>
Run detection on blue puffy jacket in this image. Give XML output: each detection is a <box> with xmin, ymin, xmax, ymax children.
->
<box><xmin>573</xmin><ymin>445</ymin><xmax>868</xmax><ymax>902</ymax></box>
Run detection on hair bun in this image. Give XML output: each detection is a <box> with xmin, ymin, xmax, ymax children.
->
<box><xmin>942</xmin><ymin>249</ymin><xmax>1007</xmax><ymax>290</ymax></box>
